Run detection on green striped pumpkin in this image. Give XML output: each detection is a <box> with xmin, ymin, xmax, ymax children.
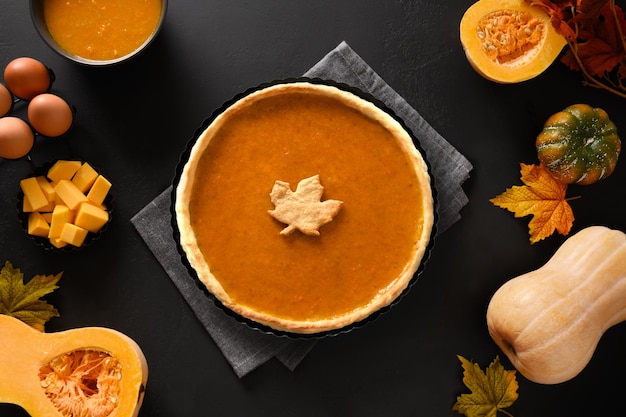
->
<box><xmin>536</xmin><ymin>104</ymin><xmax>621</xmax><ymax>185</ymax></box>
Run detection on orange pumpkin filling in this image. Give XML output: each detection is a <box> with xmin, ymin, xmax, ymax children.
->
<box><xmin>176</xmin><ymin>82</ymin><xmax>434</xmax><ymax>334</ymax></box>
<box><xmin>42</xmin><ymin>0</ymin><xmax>162</xmax><ymax>61</ymax></box>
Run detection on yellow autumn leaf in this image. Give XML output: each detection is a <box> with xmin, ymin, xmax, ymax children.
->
<box><xmin>453</xmin><ymin>355</ymin><xmax>519</xmax><ymax>417</ymax></box>
<box><xmin>0</xmin><ymin>261</ymin><xmax>62</xmax><ymax>331</ymax></box>
<box><xmin>490</xmin><ymin>163</ymin><xmax>575</xmax><ymax>243</ymax></box>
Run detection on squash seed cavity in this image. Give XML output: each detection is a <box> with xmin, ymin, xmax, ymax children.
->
<box><xmin>39</xmin><ymin>349</ymin><xmax>122</xmax><ymax>417</ymax></box>
<box><xmin>477</xmin><ymin>10</ymin><xmax>545</xmax><ymax>64</ymax></box>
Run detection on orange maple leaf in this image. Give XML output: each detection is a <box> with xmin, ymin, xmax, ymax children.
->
<box><xmin>490</xmin><ymin>164</ymin><xmax>575</xmax><ymax>244</ymax></box>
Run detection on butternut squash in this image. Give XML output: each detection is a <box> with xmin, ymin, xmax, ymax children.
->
<box><xmin>0</xmin><ymin>314</ymin><xmax>148</xmax><ymax>417</ymax></box>
<box><xmin>460</xmin><ymin>0</ymin><xmax>567</xmax><ymax>83</ymax></box>
<box><xmin>486</xmin><ymin>226</ymin><xmax>626</xmax><ymax>384</ymax></box>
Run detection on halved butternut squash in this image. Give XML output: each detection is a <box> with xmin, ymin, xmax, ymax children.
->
<box><xmin>460</xmin><ymin>0</ymin><xmax>567</xmax><ymax>83</ymax></box>
<box><xmin>0</xmin><ymin>314</ymin><xmax>148</xmax><ymax>417</ymax></box>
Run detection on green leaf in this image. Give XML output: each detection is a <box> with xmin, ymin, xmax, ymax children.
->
<box><xmin>0</xmin><ymin>261</ymin><xmax>62</xmax><ymax>331</ymax></box>
<box><xmin>452</xmin><ymin>355</ymin><xmax>519</xmax><ymax>417</ymax></box>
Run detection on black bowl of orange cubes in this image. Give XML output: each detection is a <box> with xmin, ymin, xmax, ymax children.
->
<box><xmin>17</xmin><ymin>159</ymin><xmax>112</xmax><ymax>250</ymax></box>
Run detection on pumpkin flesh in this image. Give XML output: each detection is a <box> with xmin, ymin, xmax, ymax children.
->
<box><xmin>39</xmin><ymin>350</ymin><xmax>122</xmax><ymax>417</ymax></box>
<box><xmin>460</xmin><ymin>0</ymin><xmax>567</xmax><ymax>83</ymax></box>
<box><xmin>0</xmin><ymin>314</ymin><xmax>147</xmax><ymax>417</ymax></box>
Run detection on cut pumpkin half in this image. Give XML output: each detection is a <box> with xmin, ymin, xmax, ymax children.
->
<box><xmin>460</xmin><ymin>0</ymin><xmax>567</xmax><ymax>83</ymax></box>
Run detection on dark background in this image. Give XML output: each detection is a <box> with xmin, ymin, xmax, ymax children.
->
<box><xmin>1</xmin><ymin>1</ymin><xmax>626</xmax><ymax>416</ymax></box>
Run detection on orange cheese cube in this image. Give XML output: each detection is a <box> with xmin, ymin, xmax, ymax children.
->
<box><xmin>22</xmin><ymin>195</ymin><xmax>33</xmax><ymax>213</ymax></box>
<box><xmin>54</xmin><ymin>192</ymin><xmax>65</xmax><ymax>206</ymax></box>
<box><xmin>87</xmin><ymin>175</ymin><xmax>112</xmax><ymax>205</ymax></box>
<box><xmin>47</xmin><ymin>160</ymin><xmax>81</xmax><ymax>183</ymax></box>
<box><xmin>54</xmin><ymin>180</ymin><xmax>88</xmax><ymax>210</ymax></box>
<box><xmin>20</xmin><ymin>177</ymin><xmax>49</xmax><ymax>212</ymax></box>
<box><xmin>75</xmin><ymin>203</ymin><xmax>109</xmax><ymax>233</ymax></box>
<box><xmin>24</xmin><ymin>192</ymin><xmax>54</xmax><ymax>213</ymax></box>
<box><xmin>71</xmin><ymin>163</ymin><xmax>99</xmax><ymax>193</ymax></box>
<box><xmin>49</xmin><ymin>236</ymin><xmax>68</xmax><ymax>249</ymax></box>
<box><xmin>60</xmin><ymin>223</ymin><xmax>88</xmax><ymax>247</ymax></box>
<box><xmin>19</xmin><ymin>160</ymin><xmax>112</xmax><ymax>248</ymax></box>
<box><xmin>22</xmin><ymin>196</ymin><xmax>54</xmax><ymax>213</ymax></box>
<box><xmin>35</xmin><ymin>176</ymin><xmax>56</xmax><ymax>202</ymax></box>
<box><xmin>48</xmin><ymin>204</ymin><xmax>74</xmax><ymax>239</ymax></box>
<box><xmin>27</xmin><ymin>212</ymin><xmax>50</xmax><ymax>237</ymax></box>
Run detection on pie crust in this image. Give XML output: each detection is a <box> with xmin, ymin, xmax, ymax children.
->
<box><xmin>175</xmin><ymin>81</ymin><xmax>434</xmax><ymax>335</ymax></box>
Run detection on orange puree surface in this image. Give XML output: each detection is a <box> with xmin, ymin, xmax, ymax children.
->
<box><xmin>189</xmin><ymin>91</ymin><xmax>427</xmax><ymax>321</ymax></box>
<box><xmin>43</xmin><ymin>0</ymin><xmax>162</xmax><ymax>60</ymax></box>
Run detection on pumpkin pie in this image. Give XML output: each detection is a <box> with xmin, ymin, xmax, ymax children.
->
<box><xmin>174</xmin><ymin>80</ymin><xmax>435</xmax><ymax>335</ymax></box>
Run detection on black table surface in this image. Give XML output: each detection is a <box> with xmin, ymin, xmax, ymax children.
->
<box><xmin>2</xmin><ymin>1</ymin><xmax>626</xmax><ymax>416</ymax></box>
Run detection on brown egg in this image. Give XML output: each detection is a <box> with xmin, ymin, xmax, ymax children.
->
<box><xmin>27</xmin><ymin>93</ymin><xmax>73</xmax><ymax>137</ymax></box>
<box><xmin>3</xmin><ymin>57</ymin><xmax>52</xmax><ymax>100</ymax></box>
<box><xmin>0</xmin><ymin>83</ymin><xmax>13</xmax><ymax>117</ymax></box>
<box><xmin>0</xmin><ymin>117</ymin><xmax>35</xmax><ymax>159</ymax></box>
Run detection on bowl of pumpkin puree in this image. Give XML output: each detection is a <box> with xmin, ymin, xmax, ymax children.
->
<box><xmin>30</xmin><ymin>0</ymin><xmax>167</xmax><ymax>66</ymax></box>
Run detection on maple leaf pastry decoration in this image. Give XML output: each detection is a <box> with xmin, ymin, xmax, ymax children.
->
<box><xmin>268</xmin><ymin>174</ymin><xmax>343</xmax><ymax>236</ymax></box>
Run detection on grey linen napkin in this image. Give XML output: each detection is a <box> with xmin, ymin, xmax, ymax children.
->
<box><xmin>131</xmin><ymin>41</ymin><xmax>472</xmax><ymax>378</ymax></box>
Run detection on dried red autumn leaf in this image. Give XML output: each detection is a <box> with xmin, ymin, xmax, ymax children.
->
<box><xmin>619</xmin><ymin>59</ymin><xmax>626</xmax><ymax>79</ymax></box>
<box><xmin>528</xmin><ymin>0</ymin><xmax>577</xmax><ymax>39</ymax></box>
<box><xmin>575</xmin><ymin>0</ymin><xmax>612</xmax><ymax>21</ymax></box>
<box><xmin>526</xmin><ymin>0</ymin><xmax>626</xmax><ymax>97</ymax></box>
<box><xmin>490</xmin><ymin>163</ymin><xmax>575</xmax><ymax>243</ymax></box>
<box><xmin>562</xmin><ymin>2</ymin><xmax>626</xmax><ymax>76</ymax></box>
<box><xmin>564</xmin><ymin>37</ymin><xmax>625</xmax><ymax>76</ymax></box>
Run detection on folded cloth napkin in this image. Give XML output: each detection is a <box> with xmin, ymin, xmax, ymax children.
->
<box><xmin>131</xmin><ymin>41</ymin><xmax>472</xmax><ymax>378</ymax></box>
